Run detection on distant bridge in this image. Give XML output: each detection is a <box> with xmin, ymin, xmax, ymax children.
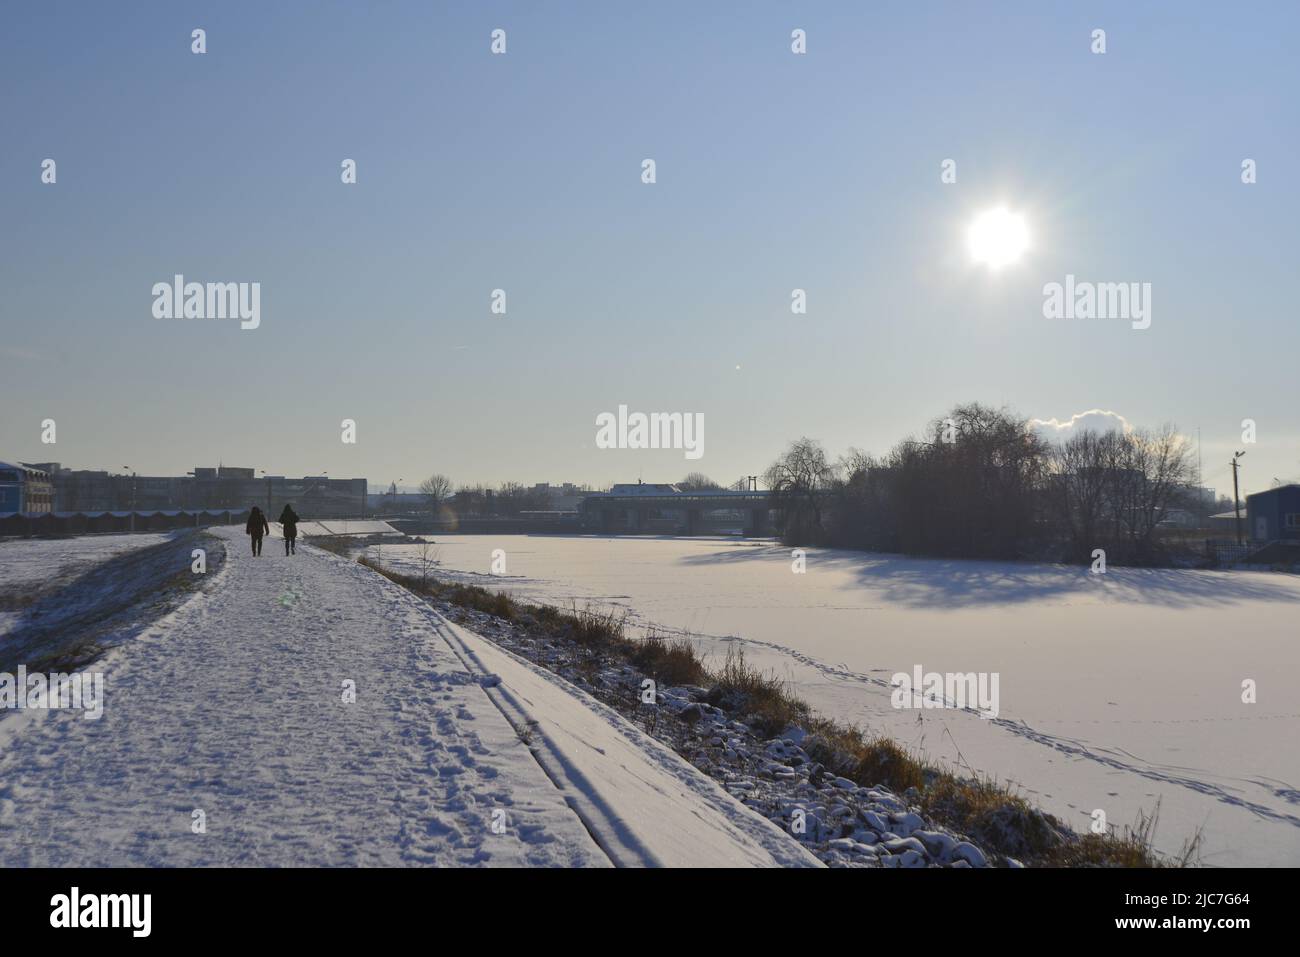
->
<box><xmin>580</xmin><ymin>489</ymin><xmax>774</xmax><ymax>535</ymax></box>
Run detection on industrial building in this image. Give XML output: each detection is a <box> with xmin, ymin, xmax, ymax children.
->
<box><xmin>1246</xmin><ymin>484</ymin><xmax>1300</xmax><ymax>543</ymax></box>
<box><xmin>0</xmin><ymin>462</ymin><xmax>54</xmax><ymax>514</ymax></box>
<box><xmin>3</xmin><ymin>462</ymin><xmax>368</xmax><ymax>520</ymax></box>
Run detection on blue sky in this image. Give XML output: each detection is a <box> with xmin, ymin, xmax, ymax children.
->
<box><xmin>2</xmin><ymin>2</ymin><xmax>1296</xmax><ymax>495</ymax></box>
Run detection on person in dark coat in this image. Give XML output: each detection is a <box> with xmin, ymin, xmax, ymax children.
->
<box><xmin>279</xmin><ymin>504</ymin><xmax>300</xmax><ymax>555</ymax></box>
<box><xmin>246</xmin><ymin>506</ymin><xmax>270</xmax><ymax>556</ymax></box>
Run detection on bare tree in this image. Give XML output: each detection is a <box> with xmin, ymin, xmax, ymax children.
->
<box><xmin>764</xmin><ymin>437</ymin><xmax>836</xmax><ymax>545</ymax></box>
<box><xmin>418</xmin><ymin>474</ymin><xmax>453</xmax><ymax>513</ymax></box>
<box><xmin>838</xmin><ymin>447</ymin><xmax>872</xmax><ymax>476</ymax></box>
<box><xmin>417</xmin><ymin>538</ymin><xmax>440</xmax><ymax>589</ymax></box>
<box><xmin>678</xmin><ymin>472</ymin><xmax>721</xmax><ymax>490</ymax></box>
<box><xmin>1047</xmin><ymin>423</ymin><xmax>1193</xmax><ymax>563</ymax></box>
<box><xmin>1048</xmin><ymin>428</ymin><xmax>1124</xmax><ymax>561</ymax></box>
<box><xmin>828</xmin><ymin>448</ymin><xmax>899</xmax><ymax>550</ymax></box>
<box><xmin>495</xmin><ymin>481</ymin><xmax>549</xmax><ymax>516</ymax></box>
<box><xmin>1123</xmin><ymin>425</ymin><xmax>1195</xmax><ymax>558</ymax></box>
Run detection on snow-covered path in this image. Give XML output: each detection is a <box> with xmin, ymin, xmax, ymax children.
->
<box><xmin>0</xmin><ymin>529</ymin><xmax>814</xmax><ymax>867</ymax></box>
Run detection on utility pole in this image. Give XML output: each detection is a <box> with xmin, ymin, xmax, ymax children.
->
<box><xmin>1231</xmin><ymin>451</ymin><xmax>1246</xmax><ymax>545</ymax></box>
<box><xmin>1196</xmin><ymin>427</ymin><xmax>1205</xmax><ymax>521</ymax></box>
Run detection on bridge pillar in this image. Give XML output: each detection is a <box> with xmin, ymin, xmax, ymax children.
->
<box><xmin>747</xmin><ymin>507</ymin><xmax>770</xmax><ymax>537</ymax></box>
<box><xmin>600</xmin><ymin>508</ymin><xmax>616</xmax><ymax>533</ymax></box>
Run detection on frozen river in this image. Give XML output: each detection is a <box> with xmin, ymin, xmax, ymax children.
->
<box><xmin>367</xmin><ymin>534</ymin><xmax>1300</xmax><ymax>866</ymax></box>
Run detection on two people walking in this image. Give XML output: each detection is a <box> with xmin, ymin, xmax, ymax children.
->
<box><xmin>244</xmin><ymin>504</ymin><xmax>300</xmax><ymax>557</ymax></box>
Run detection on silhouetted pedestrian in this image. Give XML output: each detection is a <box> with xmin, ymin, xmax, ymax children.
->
<box><xmin>246</xmin><ymin>506</ymin><xmax>270</xmax><ymax>556</ymax></box>
<box><xmin>279</xmin><ymin>504</ymin><xmax>300</xmax><ymax>555</ymax></box>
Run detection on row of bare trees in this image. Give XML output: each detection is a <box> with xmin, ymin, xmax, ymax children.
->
<box><xmin>416</xmin><ymin>474</ymin><xmax>554</xmax><ymax>517</ymax></box>
<box><xmin>764</xmin><ymin>403</ymin><xmax>1197</xmax><ymax>564</ymax></box>
<box><xmin>1046</xmin><ymin>425</ymin><xmax>1195</xmax><ymax>562</ymax></box>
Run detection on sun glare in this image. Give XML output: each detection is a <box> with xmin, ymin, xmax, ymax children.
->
<box><xmin>968</xmin><ymin>207</ymin><xmax>1030</xmax><ymax>269</ymax></box>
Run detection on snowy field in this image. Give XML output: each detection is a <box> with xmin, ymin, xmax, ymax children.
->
<box><xmin>0</xmin><ymin>533</ymin><xmax>175</xmax><ymax>633</ymax></box>
<box><xmin>0</xmin><ymin>532</ymin><xmax>174</xmax><ymax>592</ymax></box>
<box><xmin>369</xmin><ymin>534</ymin><xmax>1300</xmax><ymax>867</ymax></box>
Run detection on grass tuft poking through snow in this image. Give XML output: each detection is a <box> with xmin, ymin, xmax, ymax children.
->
<box><xmin>633</xmin><ymin>631</ymin><xmax>709</xmax><ymax>687</ymax></box>
<box><xmin>708</xmin><ymin>645</ymin><xmax>809</xmax><ymax>735</ymax></box>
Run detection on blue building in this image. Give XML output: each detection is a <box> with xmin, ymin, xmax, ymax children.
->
<box><xmin>0</xmin><ymin>461</ymin><xmax>54</xmax><ymax>514</ymax></box>
<box><xmin>1246</xmin><ymin>484</ymin><xmax>1300</xmax><ymax>542</ymax></box>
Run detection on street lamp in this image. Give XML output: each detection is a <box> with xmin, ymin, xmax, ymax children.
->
<box><xmin>1232</xmin><ymin>451</ymin><xmax>1247</xmax><ymax>546</ymax></box>
<box><xmin>123</xmin><ymin>465</ymin><xmax>137</xmax><ymax>532</ymax></box>
<box><xmin>185</xmin><ymin>471</ymin><xmax>198</xmax><ymax>526</ymax></box>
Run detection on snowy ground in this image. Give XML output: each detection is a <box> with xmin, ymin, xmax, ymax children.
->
<box><xmin>0</xmin><ymin>532</ymin><xmax>174</xmax><ymax>633</ymax></box>
<box><xmin>367</xmin><ymin>534</ymin><xmax>1300</xmax><ymax>867</ymax></box>
<box><xmin>0</xmin><ymin>529</ymin><xmax>816</xmax><ymax>868</ymax></box>
<box><xmin>1</xmin><ymin>532</ymin><xmax>216</xmax><ymax>673</ymax></box>
<box><xmin>0</xmin><ymin>532</ymin><xmax>175</xmax><ymax>592</ymax></box>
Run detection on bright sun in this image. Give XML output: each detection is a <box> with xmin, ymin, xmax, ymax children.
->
<box><xmin>968</xmin><ymin>207</ymin><xmax>1030</xmax><ymax>269</ymax></box>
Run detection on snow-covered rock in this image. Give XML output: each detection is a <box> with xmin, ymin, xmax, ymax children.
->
<box><xmin>953</xmin><ymin>841</ymin><xmax>988</xmax><ymax>868</ymax></box>
<box><xmin>890</xmin><ymin>811</ymin><xmax>926</xmax><ymax>836</ymax></box>
<box><xmin>913</xmin><ymin>829</ymin><xmax>958</xmax><ymax>861</ymax></box>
